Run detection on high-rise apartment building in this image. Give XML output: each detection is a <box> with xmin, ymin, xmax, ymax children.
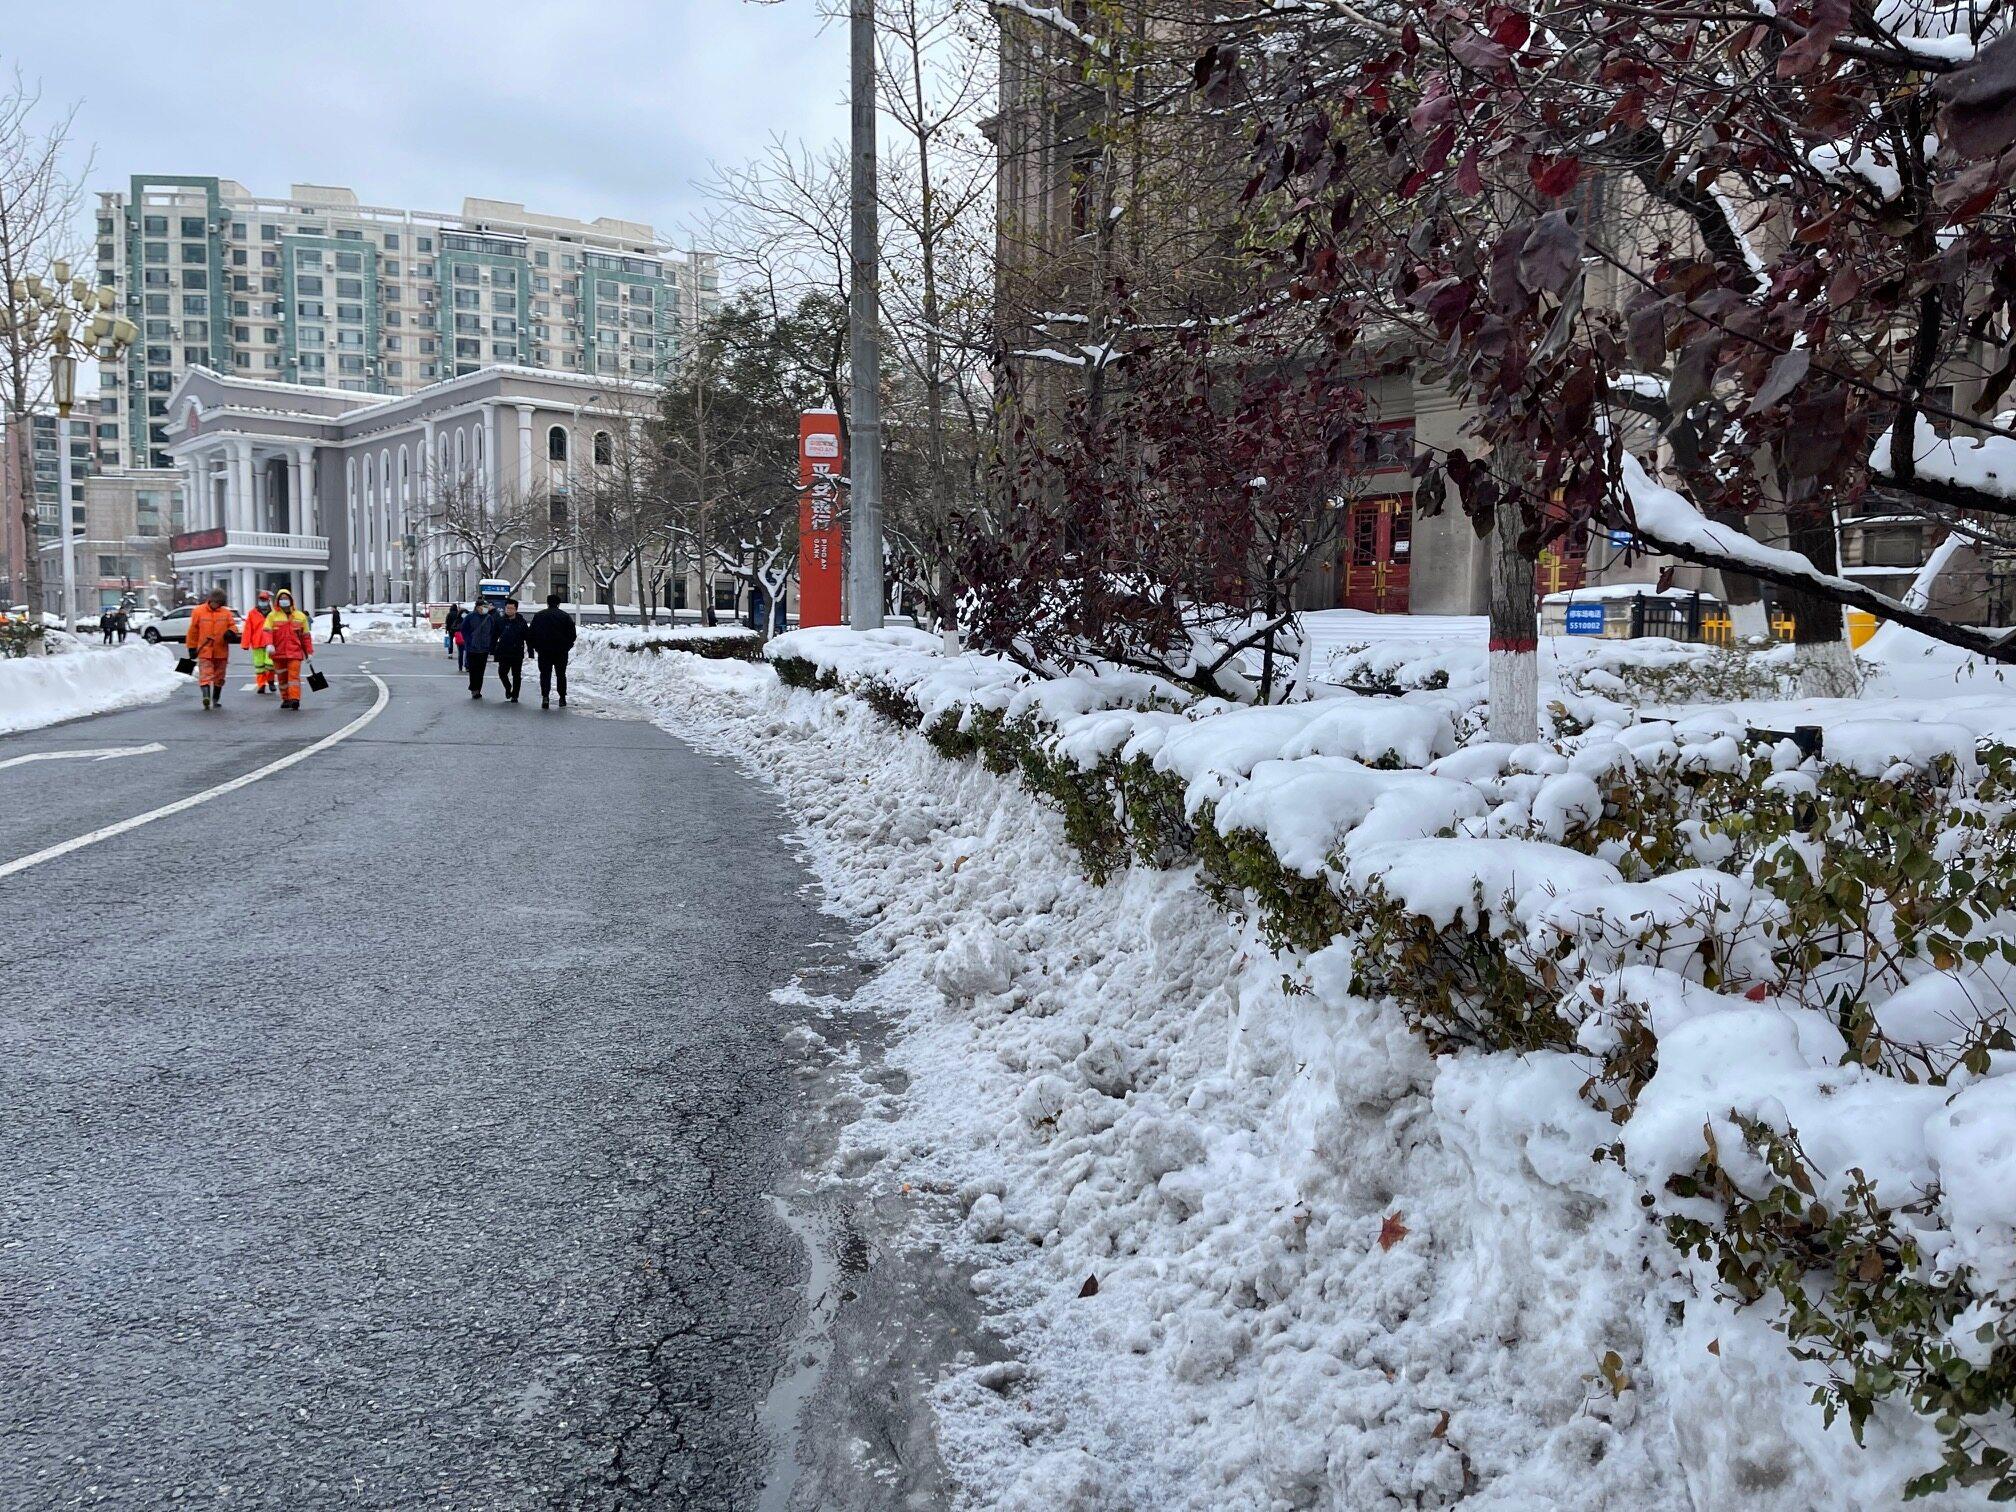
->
<box><xmin>94</xmin><ymin>176</ymin><xmax>720</xmax><ymax>470</ymax></box>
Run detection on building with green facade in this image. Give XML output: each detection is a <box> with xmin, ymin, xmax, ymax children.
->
<box><xmin>93</xmin><ymin>178</ymin><xmax>719</xmax><ymax>472</ymax></box>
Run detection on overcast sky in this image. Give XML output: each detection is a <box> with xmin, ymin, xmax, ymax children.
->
<box><xmin>6</xmin><ymin>0</ymin><xmax>849</xmax><ymax>248</ymax></box>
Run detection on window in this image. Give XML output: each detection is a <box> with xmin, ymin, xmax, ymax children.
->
<box><xmin>180</xmin><ymin>268</ymin><xmax>206</xmax><ymax>289</ymax></box>
<box><xmin>547</xmin><ymin>426</ymin><xmax>568</xmax><ymax>462</ymax></box>
<box><xmin>337</xmin><ymin>329</ymin><xmax>365</xmax><ymax>348</ymax></box>
<box><xmin>384</xmin><ymin>232</ymin><xmax>401</xmax><ymax>251</ymax></box>
<box><xmin>492</xmin><ymin>317</ymin><xmax>517</xmax><ymax>337</ymax></box>
<box><xmin>493</xmin><ymin>293</ymin><xmax>517</xmax><ymax>314</ymax></box>
<box><xmin>233</xmin><ymin>325</ymin><xmax>250</xmax><ymax>342</ymax></box>
<box><xmin>298</xmin><ymin>300</ymin><xmax>325</xmax><ymax>318</ymax></box>
<box><xmin>182</xmin><ymin>295</ymin><xmax>208</xmax><ymax>315</ymax></box>
<box><xmin>298</xmin><ymin>275</ymin><xmax>324</xmax><ymax>296</ymax></box>
<box><xmin>387</xmin><ymin>360</ymin><xmax>403</xmax><ymax>377</ymax></box>
<box><xmin>453</xmin><ymin>287</ymin><xmax>480</xmax><ymax>310</ymax></box>
<box><xmin>181</xmin><ymin>242</ymin><xmax>207</xmax><ymax>264</ymax></box>
<box><xmin>336</xmin><ymin>279</ymin><xmax>363</xmax><ymax>299</ymax></box>
<box><xmin>593</xmin><ymin>430</ymin><xmax>613</xmax><ymax>466</ymax></box>
<box><xmin>453</xmin><ymin>264</ymin><xmax>479</xmax><ymax>285</ymax></box>
<box><xmin>144</xmin><ymin>241</ymin><xmax>168</xmax><ymax>263</ymax></box>
<box><xmin>180</xmin><ymin>216</ymin><xmax>204</xmax><ymax>238</ymax></box>
<box><xmin>417</xmin><ymin>235</ymin><xmax>433</xmax><ymax>253</ymax></box>
<box><xmin>298</xmin><ymin>352</ymin><xmax>325</xmax><ymax>372</ymax></box>
<box><xmin>143</xmin><ymin>214</ymin><xmax>167</xmax><ymax>235</ymax></box>
<box><xmin>491</xmin><ymin>341</ymin><xmax>515</xmax><ymax>358</ymax></box>
<box><xmin>339</xmin><ymin>355</ymin><xmax>365</xmax><ymax>375</ymax></box>
<box><xmin>383</xmin><ymin>259</ymin><xmax>400</xmax><ymax>277</ymax></box>
<box><xmin>1863</xmin><ymin>527</ymin><xmax>1925</xmax><ymax>568</ymax></box>
<box><xmin>183</xmin><ymin>320</ymin><xmax>208</xmax><ymax>340</ymax></box>
<box><xmin>385</xmin><ymin>310</ymin><xmax>402</xmax><ymax>328</ymax></box>
<box><xmin>336</xmin><ymin>251</ymin><xmax>363</xmax><ymax>273</ymax></box>
<box><xmin>714</xmin><ymin>577</ymin><xmax>736</xmax><ymax>611</ymax></box>
<box><xmin>534</xmin><ymin>249</ymin><xmax>550</xmax><ymax>267</ymax></box>
<box><xmin>299</xmin><ymin>327</ymin><xmax>325</xmax><ymax>348</ymax></box>
<box><xmin>454</xmin><ymin>313</ymin><xmax>482</xmax><ymax>334</ymax></box>
<box><xmin>416</xmin><ymin>261</ymin><xmax>434</xmax><ymax>279</ymax></box>
<box><xmin>232</xmin><ymin>275</ymin><xmax>251</xmax><ymax>293</ymax></box>
<box><xmin>298</xmin><ymin>250</ymin><xmax>324</xmax><ymax>270</ymax></box>
<box><xmin>455</xmin><ymin>337</ymin><xmax>481</xmax><ymax>358</ymax></box>
<box><xmin>337</xmin><ymin>303</ymin><xmax>364</xmax><ymax>322</ymax></box>
<box><xmin>144</xmin><ymin>345</ymin><xmax>172</xmax><ymax>366</ymax></box>
<box><xmin>264</xmin><ymin>329</ymin><xmax>279</xmax><ymax>345</ymax></box>
<box><xmin>261</xmin><ymin>224</ymin><xmax>279</xmax><ymax>241</ymax></box>
<box><xmin>261</xmin><ymin>250</ymin><xmax>278</xmax><ymax>268</ymax></box>
<box><xmin>231</xmin><ymin>249</ymin><xmax>248</xmax><ymax>268</ymax></box>
<box><xmin>261</xmin><ymin>276</ymin><xmax>281</xmax><ymax>294</ymax></box>
<box><xmin>264</xmin><ymin>353</ymin><xmax>282</xmax><ymax>370</ymax></box>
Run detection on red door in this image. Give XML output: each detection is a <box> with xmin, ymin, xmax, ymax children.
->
<box><xmin>1340</xmin><ymin>497</ymin><xmax>1412</xmax><ymax>612</ymax></box>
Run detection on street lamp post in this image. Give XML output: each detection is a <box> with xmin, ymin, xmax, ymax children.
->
<box><xmin>2</xmin><ymin>263</ymin><xmax>137</xmax><ymax>634</ymax></box>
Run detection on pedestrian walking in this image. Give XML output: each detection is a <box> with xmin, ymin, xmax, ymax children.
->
<box><xmin>245</xmin><ymin>588</ymin><xmax>276</xmax><ymax>695</ymax></box>
<box><xmin>328</xmin><ymin>604</ymin><xmax>347</xmax><ymax>643</ymax></box>
<box><xmin>99</xmin><ymin>610</ymin><xmax>115</xmax><ymax>645</ymax></box>
<box><xmin>461</xmin><ymin>598</ymin><xmax>497</xmax><ymax>698</ymax></box>
<box><xmin>444</xmin><ymin>603</ymin><xmax>464</xmax><ymax>663</ymax></box>
<box><xmin>185</xmin><ymin>588</ymin><xmax>237</xmax><ymax>712</ymax></box>
<box><xmin>529</xmin><ymin>591</ymin><xmax>576</xmax><ymax>709</ymax></box>
<box><xmin>114</xmin><ymin>608</ymin><xmax>130</xmax><ymax>643</ymax></box>
<box><xmin>264</xmin><ymin>587</ymin><xmax>314</xmax><ymax>710</ymax></box>
<box><xmin>493</xmin><ymin>598</ymin><xmax>531</xmax><ymax>702</ymax></box>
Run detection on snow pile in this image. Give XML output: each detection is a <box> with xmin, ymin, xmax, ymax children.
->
<box><xmin>0</xmin><ymin>642</ymin><xmax>183</xmax><ymax>735</ymax></box>
<box><xmin>588</xmin><ymin>641</ymin><xmax>2016</xmax><ymax>1507</ymax></box>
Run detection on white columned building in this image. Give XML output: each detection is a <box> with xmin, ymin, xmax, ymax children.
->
<box><xmin>163</xmin><ymin>363</ymin><xmax>696</xmax><ymax>617</ymax></box>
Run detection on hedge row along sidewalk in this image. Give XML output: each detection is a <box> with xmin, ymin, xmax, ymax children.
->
<box><xmin>764</xmin><ymin>624</ymin><xmax>2016</xmax><ymax>1505</ymax></box>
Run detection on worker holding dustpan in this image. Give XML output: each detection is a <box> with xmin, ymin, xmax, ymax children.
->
<box><xmin>262</xmin><ymin>588</ymin><xmax>319</xmax><ymax>710</ymax></box>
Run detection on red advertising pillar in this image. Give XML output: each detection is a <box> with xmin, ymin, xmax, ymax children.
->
<box><xmin>798</xmin><ymin>409</ymin><xmax>845</xmax><ymax>628</ymax></box>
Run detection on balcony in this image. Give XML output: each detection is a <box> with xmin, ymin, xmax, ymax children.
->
<box><xmin>169</xmin><ymin>528</ymin><xmax>329</xmax><ymax>569</ymax></box>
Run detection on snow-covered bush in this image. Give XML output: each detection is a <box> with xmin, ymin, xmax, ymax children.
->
<box><xmin>592</xmin><ymin>625</ymin><xmax>762</xmax><ymax>660</ymax></box>
<box><xmin>760</xmin><ymin>624</ymin><xmax>2016</xmax><ymax>1494</ymax></box>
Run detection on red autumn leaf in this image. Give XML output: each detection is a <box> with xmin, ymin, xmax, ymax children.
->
<box><xmin>1455</xmin><ymin>147</ymin><xmax>1484</xmax><ymax>197</ymax></box>
<box><xmin>1378</xmin><ymin>1212</ymin><xmax>1410</xmax><ymax>1251</ymax></box>
<box><xmin>1528</xmin><ymin>154</ymin><xmax>1582</xmax><ymax>199</ymax></box>
<box><xmin>1078</xmin><ymin>1272</ymin><xmax>1100</xmax><ymax>1298</ymax></box>
<box><xmin>1745</xmin><ymin>982</ymin><xmax>1771</xmax><ymax>1001</ymax></box>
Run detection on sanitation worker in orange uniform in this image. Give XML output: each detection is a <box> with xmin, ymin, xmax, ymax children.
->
<box><xmin>263</xmin><ymin>587</ymin><xmax>313</xmax><ymax>710</ymax></box>
<box><xmin>244</xmin><ymin>588</ymin><xmax>275</xmax><ymax>694</ymax></box>
<box><xmin>185</xmin><ymin>588</ymin><xmax>238</xmax><ymax>713</ymax></box>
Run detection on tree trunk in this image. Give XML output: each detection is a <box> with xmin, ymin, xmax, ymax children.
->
<box><xmin>11</xmin><ymin>420</ymin><xmax>40</xmax><ymax>618</ymax></box>
<box><xmin>1780</xmin><ymin>507</ymin><xmax>1860</xmax><ymax>696</ymax></box>
<box><xmin>1487</xmin><ymin>486</ymin><xmax>1540</xmax><ymax>744</ymax></box>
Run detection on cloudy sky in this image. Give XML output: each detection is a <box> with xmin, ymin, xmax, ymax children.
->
<box><xmin>6</xmin><ymin>0</ymin><xmax>849</xmax><ymax>247</ymax></box>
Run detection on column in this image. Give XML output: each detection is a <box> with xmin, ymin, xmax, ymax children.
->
<box><xmin>290</xmin><ymin>445</ymin><xmax>313</xmax><ymax>537</ymax></box>
<box><xmin>485</xmin><ymin>403</ymin><xmax>500</xmax><ymax>513</ymax></box>
<box><xmin>232</xmin><ymin>439</ymin><xmax>255</xmax><ymax>535</ymax></box>
<box><xmin>516</xmin><ymin>403</ymin><xmax>535</xmax><ymax>497</ymax></box>
<box><xmin>297</xmin><ymin>567</ymin><xmax>316</xmax><ymax>616</ymax></box>
<box><xmin>422</xmin><ymin>418</ymin><xmax>439</xmax><ymax>598</ymax></box>
<box><xmin>235</xmin><ymin>564</ymin><xmax>254</xmax><ymax>609</ymax></box>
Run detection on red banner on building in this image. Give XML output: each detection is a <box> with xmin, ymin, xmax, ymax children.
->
<box><xmin>170</xmin><ymin>527</ymin><xmax>227</xmax><ymax>554</ymax></box>
<box><xmin>798</xmin><ymin>410</ymin><xmax>844</xmax><ymax>628</ymax></box>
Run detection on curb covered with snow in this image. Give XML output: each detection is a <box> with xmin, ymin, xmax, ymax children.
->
<box><xmin>0</xmin><ymin>643</ymin><xmax>184</xmax><ymax>736</ymax></box>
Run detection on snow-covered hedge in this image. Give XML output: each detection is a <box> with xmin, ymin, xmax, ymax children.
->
<box><xmin>586</xmin><ymin>624</ymin><xmax>763</xmax><ymax>660</ymax></box>
<box><xmin>766</xmin><ymin>624</ymin><xmax>2016</xmax><ymax>1498</ymax></box>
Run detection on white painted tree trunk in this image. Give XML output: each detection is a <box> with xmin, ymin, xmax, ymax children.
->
<box><xmin>1729</xmin><ymin>599</ymin><xmax>1770</xmax><ymax>646</ymax></box>
<box><xmin>1487</xmin><ymin>479</ymin><xmax>1541</xmax><ymax>745</ymax></box>
<box><xmin>1489</xmin><ymin>648</ymin><xmax>1540</xmax><ymax>743</ymax></box>
<box><xmin>1793</xmin><ymin>637</ymin><xmax>1861</xmax><ymax>698</ymax></box>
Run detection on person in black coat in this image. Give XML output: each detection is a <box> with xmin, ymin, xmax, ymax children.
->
<box><xmin>444</xmin><ymin>602</ymin><xmax>464</xmax><ymax>663</ymax></box>
<box><xmin>492</xmin><ymin>599</ymin><xmax>532</xmax><ymax>702</ymax></box>
<box><xmin>528</xmin><ymin>592</ymin><xmax>577</xmax><ymax>709</ymax></box>
<box><xmin>460</xmin><ymin>600</ymin><xmax>497</xmax><ymax>698</ymax></box>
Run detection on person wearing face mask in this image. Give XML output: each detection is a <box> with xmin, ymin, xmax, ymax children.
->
<box><xmin>262</xmin><ymin>587</ymin><xmax>314</xmax><ymax>710</ymax></box>
<box><xmin>245</xmin><ymin>588</ymin><xmax>276</xmax><ymax>695</ymax></box>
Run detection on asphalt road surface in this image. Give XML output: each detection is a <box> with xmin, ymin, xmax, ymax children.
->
<box><xmin>0</xmin><ymin>638</ymin><xmax>850</xmax><ymax>1509</ymax></box>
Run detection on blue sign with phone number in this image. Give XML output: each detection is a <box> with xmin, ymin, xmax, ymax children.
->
<box><xmin>1565</xmin><ymin>603</ymin><xmax>1606</xmax><ymax>635</ymax></box>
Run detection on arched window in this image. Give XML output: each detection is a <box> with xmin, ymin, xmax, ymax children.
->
<box><xmin>547</xmin><ymin>425</ymin><xmax>568</xmax><ymax>462</ymax></box>
<box><xmin>398</xmin><ymin>446</ymin><xmax>410</xmax><ymax>505</ymax></box>
<box><xmin>473</xmin><ymin>425</ymin><xmax>485</xmax><ymax>474</ymax></box>
<box><xmin>454</xmin><ymin>429</ymin><xmax>467</xmax><ymax>480</ymax></box>
<box><xmin>438</xmin><ymin>433</ymin><xmax>451</xmax><ymax>475</ymax></box>
<box><xmin>593</xmin><ymin>430</ymin><xmax>613</xmax><ymax>466</ymax></box>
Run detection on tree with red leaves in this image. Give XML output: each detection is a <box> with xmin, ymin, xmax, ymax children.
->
<box><xmin>960</xmin><ymin>333</ymin><xmax>1378</xmax><ymax>701</ymax></box>
<box><xmin>1195</xmin><ymin>0</ymin><xmax>2016</xmax><ymax>716</ymax></box>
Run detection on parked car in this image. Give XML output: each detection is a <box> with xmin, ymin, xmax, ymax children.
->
<box><xmin>141</xmin><ymin>605</ymin><xmax>196</xmax><ymax>644</ymax></box>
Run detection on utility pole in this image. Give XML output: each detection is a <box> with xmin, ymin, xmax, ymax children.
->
<box><xmin>847</xmin><ymin>0</ymin><xmax>885</xmax><ymax>631</ymax></box>
<box><xmin>57</xmin><ymin>415</ymin><xmax>77</xmax><ymax>632</ymax></box>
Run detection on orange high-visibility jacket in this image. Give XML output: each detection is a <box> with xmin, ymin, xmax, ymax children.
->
<box><xmin>185</xmin><ymin>603</ymin><xmax>237</xmax><ymax>658</ymax></box>
<box><xmin>243</xmin><ymin>604</ymin><xmax>271</xmax><ymax>650</ymax></box>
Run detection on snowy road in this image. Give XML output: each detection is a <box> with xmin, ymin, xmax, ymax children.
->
<box><xmin>0</xmin><ymin>640</ymin><xmax>848</xmax><ymax>1508</ymax></box>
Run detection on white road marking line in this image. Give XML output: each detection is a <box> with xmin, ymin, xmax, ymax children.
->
<box><xmin>0</xmin><ymin>742</ymin><xmax>165</xmax><ymax>771</ymax></box>
<box><xmin>0</xmin><ymin>675</ymin><xmax>390</xmax><ymax>881</ymax></box>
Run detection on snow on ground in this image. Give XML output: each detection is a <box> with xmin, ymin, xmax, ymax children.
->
<box><xmin>0</xmin><ymin>642</ymin><xmax>183</xmax><ymax>735</ymax></box>
<box><xmin>575</xmin><ymin>634</ymin><xmax>2008</xmax><ymax>1510</ymax></box>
